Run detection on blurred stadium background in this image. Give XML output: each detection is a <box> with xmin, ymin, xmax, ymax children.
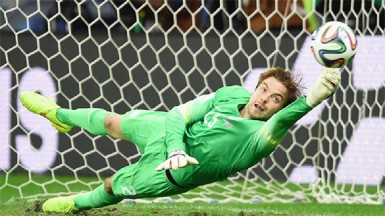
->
<box><xmin>0</xmin><ymin>0</ymin><xmax>385</xmax><ymax>210</ymax></box>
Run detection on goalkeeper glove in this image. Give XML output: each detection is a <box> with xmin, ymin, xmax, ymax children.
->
<box><xmin>156</xmin><ymin>150</ymin><xmax>199</xmax><ymax>171</ymax></box>
<box><xmin>306</xmin><ymin>67</ymin><xmax>341</xmax><ymax>107</ymax></box>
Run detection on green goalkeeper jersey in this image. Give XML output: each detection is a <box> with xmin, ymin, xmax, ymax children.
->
<box><xmin>166</xmin><ymin>86</ymin><xmax>312</xmax><ymax>188</ymax></box>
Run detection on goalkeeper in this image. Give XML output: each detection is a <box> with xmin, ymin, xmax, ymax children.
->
<box><xmin>19</xmin><ymin>67</ymin><xmax>340</xmax><ymax>213</ymax></box>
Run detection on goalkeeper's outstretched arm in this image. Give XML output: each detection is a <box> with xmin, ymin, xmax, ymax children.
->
<box><xmin>256</xmin><ymin>67</ymin><xmax>341</xmax><ymax>153</ymax></box>
<box><xmin>156</xmin><ymin>93</ymin><xmax>216</xmax><ymax>171</ymax></box>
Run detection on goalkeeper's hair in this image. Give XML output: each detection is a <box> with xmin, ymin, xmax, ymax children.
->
<box><xmin>257</xmin><ymin>67</ymin><xmax>303</xmax><ymax>107</ymax></box>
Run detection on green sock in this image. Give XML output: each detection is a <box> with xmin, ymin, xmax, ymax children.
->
<box><xmin>56</xmin><ymin>108</ymin><xmax>111</xmax><ymax>135</ymax></box>
<box><xmin>74</xmin><ymin>184</ymin><xmax>122</xmax><ymax>210</ymax></box>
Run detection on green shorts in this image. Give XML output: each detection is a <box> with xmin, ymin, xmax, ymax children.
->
<box><xmin>119</xmin><ymin>110</ymin><xmax>167</xmax><ymax>154</ymax></box>
<box><xmin>111</xmin><ymin>110</ymin><xmax>190</xmax><ymax>198</ymax></box>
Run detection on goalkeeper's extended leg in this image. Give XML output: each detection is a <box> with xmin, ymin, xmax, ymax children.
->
<box><xmin>19</xmin><ymin>92</ymin><xmax>115</xmax><ymax>136</ymax></box>
<box><xmin>42</xmin><ymin>183</ymin><xmax>122</xmax><ymax>213</ymax></box>
<box><xmin>19</xmin><ymin>92</ymin><xmax>73</xmax><ymax>133</ymax></box>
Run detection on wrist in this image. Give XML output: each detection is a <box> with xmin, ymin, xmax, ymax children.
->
<box><xmin>167</xmin><ymin>147</ymin><xmax>186</xmax><ymax>155</ymax></box>
<box><xmin>168</xmin><ymin>150</ymin><xmax>186</xmax><ymax>157</ymax></box>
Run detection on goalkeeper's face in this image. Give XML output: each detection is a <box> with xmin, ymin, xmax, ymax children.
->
<box><xmin>243</xmin><ymin>77</ymin><xmax>288</xmax><ymax>120</ymax></box>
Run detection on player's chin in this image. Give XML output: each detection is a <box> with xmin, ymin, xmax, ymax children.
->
<box><xmin>251</xmin><ymin>112</ymin><xmax>267</xmax><ymax>121</ymax></box>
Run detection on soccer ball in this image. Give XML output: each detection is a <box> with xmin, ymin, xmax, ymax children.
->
<box><xmin>310</xmin><ymin>21</ymin><xmax>357</xmax><ymax>68</ymax></box>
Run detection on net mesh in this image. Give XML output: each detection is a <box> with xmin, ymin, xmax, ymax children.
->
<box><xmin>0</xmin><ymin>0</ymin><xmax>384</xmax><ymax>204</ymax></box>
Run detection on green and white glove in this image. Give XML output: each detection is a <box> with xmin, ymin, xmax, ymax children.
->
<box><xmin>306</xmin><ymin>68</ymin><xmax>341</xmax><ymax>107</ymax></box>
<box><xmin>156</xmin><ymin>150</ymin><xmax>199</xmax><ymax>171</ymax></box>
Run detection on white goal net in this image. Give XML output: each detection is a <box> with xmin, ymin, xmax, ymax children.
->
<box><xmin>1</xmin><ymin>0</ymin><xmax>384</xmax><ymax>204</ymax></box>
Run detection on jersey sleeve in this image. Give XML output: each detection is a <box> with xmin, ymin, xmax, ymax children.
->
<box><xmin>255</xmin><ymin>96</ymin><xmax>313</xmax><ymax>155</ymax></box>
<box><xmin>165</xmin><ymin>93</ymin><xmax>216</xmax><ymax>153</ymax></box>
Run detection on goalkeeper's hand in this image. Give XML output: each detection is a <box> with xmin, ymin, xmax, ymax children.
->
<box><xmin>155</xmin><ymin>150</ymin><xmax>199</xmax><ymax>171</ymax></box>
<box><xmin>306</xmin><ymin>67</ymin><xmax>341</xmax><ymax>107</ymax></box>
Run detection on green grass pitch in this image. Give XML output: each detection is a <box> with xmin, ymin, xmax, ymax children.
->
<box><xmin>1</xmin><ymin>173</ymin><xmax>384</xmax><ymax>215</ymax></box>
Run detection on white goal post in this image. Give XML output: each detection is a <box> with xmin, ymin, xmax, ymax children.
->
<box><xmin>1</xmin><ymin>0</ymin><xmax>384</xmax><ymax>204</ymax></box>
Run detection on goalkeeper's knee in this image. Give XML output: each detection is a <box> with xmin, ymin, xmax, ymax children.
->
<box><xmin>306</xmin><ymin>68</ymin><xmax>341</xmax><ymax>107</ymax></box>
